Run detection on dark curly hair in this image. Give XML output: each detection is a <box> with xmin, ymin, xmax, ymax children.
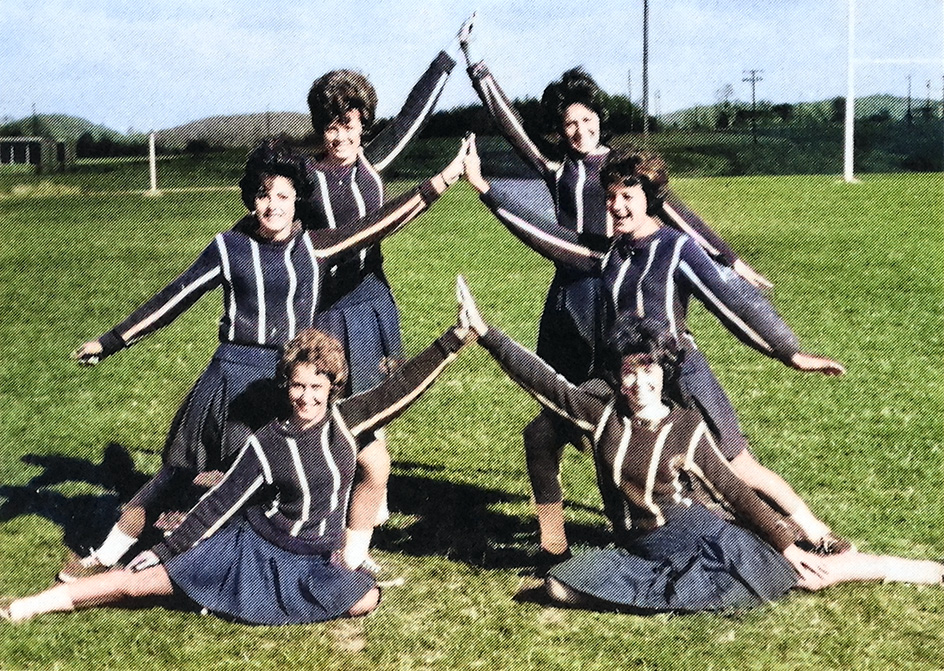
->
<box><xmin>277</xmin><ymin>328</ymin><xmax>348</xmax><ymax>402</ymax></box>
<box><xmin>604</xmin><ymin>315</ymin><xmax>687</xmax><ymax>404</ymax></box>
<box><xmin>599</xmin><ymin>148</ymin><xmax>669</xmax><ymax>215</ymax></box>
<box><xmin>540</xmin><ymin>67</ymin><xmax>609</xmax><ymax>140</ymax></box>
<box><xmin>307</xmin><ymin>69</ymin><xmax>378</xmax><ymax>136</ymax></box>
<box><xmin>238</xmin><ymin>135</ymin><xmax>312</xmax><ymax>212</ymax></box>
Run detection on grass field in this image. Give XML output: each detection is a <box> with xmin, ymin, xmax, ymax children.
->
<box><xmin>0</xmin><ymin>161</ymin><xmax>942</xmax><ymax>670</ymax></box>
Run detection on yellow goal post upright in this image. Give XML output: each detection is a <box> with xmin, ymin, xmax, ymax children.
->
<box><xmin>844</xmin><ymin>0</ymin><xmax>944</xmax><ymax>183</ymax></box>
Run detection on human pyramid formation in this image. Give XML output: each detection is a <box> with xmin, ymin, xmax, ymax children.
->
<box><xmin>4</xmin><ymin>16</ymin><xmax>942</xmax><ymax>625</ymax></box>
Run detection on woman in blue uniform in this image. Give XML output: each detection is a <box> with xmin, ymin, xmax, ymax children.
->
<box><xmin>59</xmin><ymin>136</ymin><xmax>468</xmax><ymax>582</ymax></box>
<box><xmin>304</xmin><ymin>19</ymin><xmax>472</xmax><ymax>535</ymax></box>
<box><xmin>3</xmin><ymin>306</ymin><xmax>477</xmax><ymax>624</ymax></box>
<box><xmin>464</xmin><ymin>141</ymin><xmax>845</xmax><ymax>563</ymax></box>
<box><xmin>456</xmin><ymin>279</ymin><xmax>944</xmax><ymax>613</ymax></box>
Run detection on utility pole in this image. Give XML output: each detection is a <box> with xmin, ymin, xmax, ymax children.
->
<box><xmin>642</xmin><ymin>0</ymin><xmax>649</xmax><ymax>137</ymax></box>
<box><xmin>906</xmin><ymin>74</ymin><xmax>913</xmax><ymax>124</ymax></box>
<box><xmin>925</xmin><ymin>79</ymin><xmax>932</xmax><ymax>119</ymax></box>
<box><xmin>742</xmin><ymin>69</ymin><xmax>763</xmax><ymax>144</ymax></box>
<box><xmin>627</xmin><ymin>69</ymin><xmax>633</xmax><ymax>132</ymax></box>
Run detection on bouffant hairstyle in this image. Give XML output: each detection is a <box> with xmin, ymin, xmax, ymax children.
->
<box><xmin>604</xmin><ymin>315</ymin><xmax>687</xmax><ymax>403</ymax></box>
<box><xmin>238</xmin><ymin>136</ymin><xmax>313</xmax><ymax>212</ymax></box>
<box><xmin>307</xmin><ymin>69</ymin><xmax>378</xmax><ymax>136</ymax></box>
<box><xmin>278</xmin><ymin>328</ymin><xmax>349</xmax><ymax>402</ymax></box>
<box><xmin>599</xmin><ymin>149</ymin><xmax>669</xmax><ymax>215</ymax></box>
<box><xmin>540</xmin><ymin>67</ymin><xmax>609</xmax><ymax>137</ymax></box>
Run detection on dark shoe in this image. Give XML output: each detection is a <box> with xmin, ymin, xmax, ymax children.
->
<box><xmin>58</xmin><ymin>551</ymin><xmax>109</xmax><ymax>583</ymax></box>
<box><xmin>796</xmin><ymin>532</ymin><xmax>856</xmax><ymax>555</ymax></box>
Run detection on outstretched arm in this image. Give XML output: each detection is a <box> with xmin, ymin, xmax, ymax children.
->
<box><xmin>660</xmin><ymin>191</ymin><xmax>772</xmax><ymax>290</ymax></box>
<box><xmin>678</xmin><ymin>239</ymin><xmax>844</xmax><ymax>374</ymax></box>
<box><xmin>457</xmin><ymin>276</ymin><xmax>606</xmax><ymax>431</ymax></box>
<box><xmin>149</xmin><ymin>436</ymin><xmax>267</xmax><ymax>563</ymax></box>
<box><xmin>307</xmin><ymin>138</ymin><xmax>468</xmax><ymax>263</ymax></box>
<box><xmin>464</xmin><ymin>58</ymin><xmax>555</xmax><ymax>179</ymax></box>
<box><xmin>365</xmin><ymin>48</ymin><xmax>456</xmax><ymax>171</ymax></box>
<box><xmin>338</xmin><ymin>285</ymin><xmax>477</xmax><ymax>437</ymax></box>
<box><xmin>464</xmin><ymin>138</ymin><xmax>601</xmax><ymax>273</ymax></box>
<box><xmin>73</xmin><ymin>239</ymin><xmax>224</xmax><ymax>365</ymax></box>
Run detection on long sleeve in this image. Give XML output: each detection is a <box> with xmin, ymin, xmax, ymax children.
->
<box><xmin>480</xmin><ymin>184</ymin><xmax>603</xmax><ymax>273</ymax></box>
<box><xmin>685</xmin><ymin>425</ymin><xmax>796</xmax><ymax>551</ymax></box>
<box><xmin>478</xmin><ymin>327</ymin><xmax>607</xmax><ymax>434</ymax></box>
<box><xmin>338</xmin><ymin>327</ymin><xmax>466</xmax><ymax>437</ymax></box>
<box><xmin>660</xmin><ymin>190</ymin><xmax>738</xmax><ymax>266</ymax></box>
<box><xmin>467</xmin><ymin>61</ymin><xmax>555</xmax><ymax>179</ymax></box>
<box><xmin>677</xmin><ymin>238</ymin><xmax>799</xmax><ymax>362</ymax></box>
<box><xmin>97</xmin><ymin>242</ymin><xmax>223</xmax><ymax>358</ymax></box>
<box><xmin>305</xmin><ymin>178</ymin><xmax>442</xmax><ymax>264</ymax></box>
<box><xmin>365</xmin><ymin>51</ymin><xmax>456</xmax><ymax>172</ymax></box>
<box><xmin>152</xmin><ymin>436</ymin><xmax>267</xmax><ymax>562</ymax></box>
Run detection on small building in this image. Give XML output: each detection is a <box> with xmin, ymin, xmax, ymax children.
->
<box><xmin>0</xmin><ymin>136</ymin><xmax>75</xmax><ymax>173</ymax></box>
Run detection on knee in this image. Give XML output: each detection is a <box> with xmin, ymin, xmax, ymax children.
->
<box><xmin>348</xmin><ymin>586</ymin><xmax>381</xmax><ymax>617</ymax></box>
<box><xmin>359</xmin><ymin>443</ymin><xmax>391</xmax><ymax>486</ymax></box>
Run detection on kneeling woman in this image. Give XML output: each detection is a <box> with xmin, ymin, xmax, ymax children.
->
<box><xmin>3</xmin><ymin>318</ymin><xmax>473</xmax><ymax>624</ymax></box>
<box><xmin>457</xmin><ymin>279</ymin><xmax>943</xmax><ymax>612</ymax></box>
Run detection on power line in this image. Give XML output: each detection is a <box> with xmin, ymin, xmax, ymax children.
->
<box><xmin>742</xmin><ymin>69</ymin><xmax>763</xmax><ymax>144</ymax></box>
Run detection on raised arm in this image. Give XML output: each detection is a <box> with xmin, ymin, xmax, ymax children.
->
<box><xmin>464</xmin><ymin>138</ymin><xmax>602</xmax><ymax>272</ymax></box>
<box><xmin>73</xmin><ymin>240</ymin><xmax>223</xmax><ymax>365</ymax></box>
<box><xmin>465</xmin><ymin>60</ymin><xmax>556</xmax><ymax>178</ymax></box>
<box><xmin>364</xmin><ymin>51</ymin><xmax>456</xmax><ymax>171</ymax></box>
<box><xmin>306</xmin><ymin>139</ymin><xmax>467</xmax><ymax>263</ymax></box>
<box><xmin>337</xmin><ymin>327</ymin><xmax>469</xmax><ymax>438</ymax></box>
<box><xmin>457</xmin><ymin>276</ymin><xmax>607</xmax><ymax>432</ymax></box>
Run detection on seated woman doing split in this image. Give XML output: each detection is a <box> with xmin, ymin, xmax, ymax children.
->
<box><xmin>2</xmin><ymin>302</ymin><xmax>476</xmax><ymax>624</ymax></box>
<box><xmin>456</xmin><ymin>276</ymin><xmax>944</xmax><ymax>613</ymax></box>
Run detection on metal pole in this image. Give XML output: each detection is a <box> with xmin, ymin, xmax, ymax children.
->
<box><xmin>148</xmin><ymin>131</ymin><xmax>160</xmax><ymax>195</ymax></box>
<box><xmin>843</xmin><ymin>0</ymin><xmax>856</xmax><ymax>183</ymax></box>
<box><xmin>742</xmin><ymin>70</ymin><xmax>763</xmax><ymax>144</ymax></box>
<box><xmin>642</xmin><ymin>0</ymin><xmax>649</xmax><ymax>137</ymax></box>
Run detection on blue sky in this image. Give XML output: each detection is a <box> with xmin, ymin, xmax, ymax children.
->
<box><xmin>1</xmin><ymin>0</ymin><xmax>941</xmax><ymax>132</ymax></box>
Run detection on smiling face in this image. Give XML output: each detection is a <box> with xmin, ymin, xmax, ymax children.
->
<box><xmin>287</xmin><ymin>362</ymin><xmax>333</xmax><ymax>427</ymax></box>
<box><xmin>254</xmin><ymin>174</ymin><xmax>297</xmax><ymax>241</ymax></box>
<box><xmin>562</xmin><ymin>103</ymin><xmax>601</xmax><ymax>156</ymax></box>
<box><xmin>606</xmin><ymin>182</ymin><xmax>658</xmax><ymax>238</ymax></box>
<box><xmin>323</xmin><ymin>108</ymin><xmax>364</xmax><ymax>165</ymax></box>
<box><xmin>620</xmin><ymin>358</ymin><xmax>664</xmax><ymax>414</ymax></box>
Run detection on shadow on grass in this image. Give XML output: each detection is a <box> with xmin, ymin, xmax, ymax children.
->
<box><xmin>375</xmin><ymin>460</ymin><xmax>610</xmax><ymax>571</ymax></box>
<box><xmin>0</xmin><ymin>449</ymin><xmax>612</xmax><ymax>574</ymax></box>
<box><xmin>0</xmin><ymin>442</ymin><xmax>149</xmax><ymax>553</ymax></box>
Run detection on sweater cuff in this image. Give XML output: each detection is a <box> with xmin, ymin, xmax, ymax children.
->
<box><xmin>433</xmin><ymin>49</ymin><xmax>456</xmax><ymax>73</ymax></box>
<box><xmin>98</xmin><ymin>329</ymin><xmax>126</xmax><ymax>358</ymax></box>
<box><xmin>467</xmin><ymin>60</ymin><xmax>489</xmax><ymax>81</ymax></box>
<box><xmin>436</xmin><ymin>327</ymin><xmax>465</xmax><ymax>355</ymax></box>
<box><xmin>150</xmin><ymin>541</ymin><xmax>174</xmax><ymax>565</ymax></box>
<box><xmin>478</xmin><ymin>325</ymin><xmax>504</xmax><ymax>352</ymax></box>
<box><xmin>419</xmin><ymin>179</ymin><xmax>441</xmax><ymax>206</ymax></box>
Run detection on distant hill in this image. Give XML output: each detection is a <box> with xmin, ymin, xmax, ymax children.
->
<box><xmin>0</xmin><ymin>114</ymin><xmax>126</xmax><ymax>142</ymax></box>
<box><xmin>156</xmin><ymin>112</ymin><xmax>312</xmax><ymax>149</ymax></box>
<box><xmin>660</xmin><ymin>94</ymin><xmax>942</xmax><ymax>128</ymax></box>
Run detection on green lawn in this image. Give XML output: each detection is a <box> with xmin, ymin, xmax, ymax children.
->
<box><xmin>0</xmin><ymin>167</ymin><xmax>941</xmax><ymax>670</ymax></box>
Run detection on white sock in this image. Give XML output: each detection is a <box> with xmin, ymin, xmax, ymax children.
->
<box><xmin>10</xmin><ymin>588</ymin><xmax>74</xmax><ymax>622</ymax></box>
<box><xmin>342</xmin><ymin>528</ymin><xmax>373</xmax><ymax>570</ymax></box>
<box><xmin>882</xmin><ymin>557</ymin><xmax>944</xmax><ymax>585</ymax></box>
<box><xmin>93</xmin><ymin>527</ymin><xmax>138</xmax><ymax>566</ymax></box>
